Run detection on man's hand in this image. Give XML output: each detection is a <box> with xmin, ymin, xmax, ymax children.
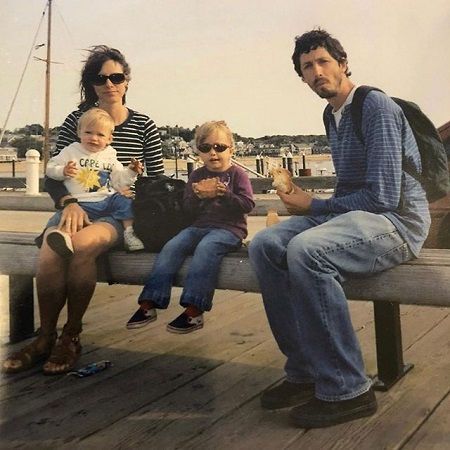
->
<box><xmin>58</xmin><ymin>202</ymin><xmax>92</xmax><ymax>235</ymax></box>
<box><xmin>277</xmin><ymin>184</ymin><xmax>313</xmax><ymax>215</ymax></box>
<box><xmin>63</xmin><ymin>161</ymin><xmax>78</xmax><ymax>178</ymax></box>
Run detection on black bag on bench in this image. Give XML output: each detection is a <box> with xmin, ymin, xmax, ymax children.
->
<box><xmin>132</xmin><ymin>175</ymin><xmax>193</xmax><ymax>252</ymax></box>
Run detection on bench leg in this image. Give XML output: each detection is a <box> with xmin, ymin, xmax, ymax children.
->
<box><xmin>9</xmin><ymin>275</ymin><xmax>35</xmax><ymax>343</ymax></box>
<box><xmin>371</xmin><ymin>301</ymin><xmax>414</xmax><ymax>391</ymax></box>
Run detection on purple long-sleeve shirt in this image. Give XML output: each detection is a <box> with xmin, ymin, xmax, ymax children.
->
<box><xmin>183</xmin><ymin>165</ymin><xmax>255</xmax><ymax>240</ymax></box>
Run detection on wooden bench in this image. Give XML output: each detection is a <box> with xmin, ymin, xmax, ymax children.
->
<box><xmin>1</xmin><ymin>230</ymin><xmax>450</xmax><ymax>392</ymax></box>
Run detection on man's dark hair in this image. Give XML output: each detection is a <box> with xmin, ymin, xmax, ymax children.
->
<box><xmin>292</xmin><ymin>28</ymin><xmax>351</xmax><ymax>78</ymax></box>
<box><xmin>79</xmin><ymin>45</ymin><xmax>131</xmax><ymax>110</ymax></box>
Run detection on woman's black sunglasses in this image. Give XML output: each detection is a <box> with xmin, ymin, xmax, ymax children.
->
<box><xmin>90</xmin><ymin>73</ymin><xmax>126</xmax><ymax>86</ymax></box>
<box><xmin>197</xmin><ymin>143</ymin><xmax>230</xmax><ymax>153</ymax></box>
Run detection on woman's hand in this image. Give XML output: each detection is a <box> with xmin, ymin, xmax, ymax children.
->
<box><xmin>58</xmin><ymin>202</ymin><xmax>92</xmax><ymax>235</ymax></box>
<box><xmin>277</xmin><ymin>184</ymin><xmax>312</xmax><ymax>215</ymax></box>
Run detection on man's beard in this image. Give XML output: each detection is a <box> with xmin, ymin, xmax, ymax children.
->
<box><xmin>315</xmin><ymin>85</ymin><xmax>337</xmax><ymax>99</ymax></box>
<box><xmin>313</xmin><ymin>77</ymin><xmax>340</xmax><ymax>99</ymax></box>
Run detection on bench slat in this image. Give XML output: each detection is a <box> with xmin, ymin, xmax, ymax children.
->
<box><xmin>0</xmin><ymin>232</ymin><xmax>449</xmax><ymax>307</ymax></box>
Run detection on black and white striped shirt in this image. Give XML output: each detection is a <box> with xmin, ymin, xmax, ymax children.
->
<box><xmin>46</xmin><ymin>108</ymin><xmax>165</xmax><ymax>203</ymax></box>
<box><xmin>55</xmin><ymin>108</ymin><xmax>164</xmax><ymax>176</ymax></box>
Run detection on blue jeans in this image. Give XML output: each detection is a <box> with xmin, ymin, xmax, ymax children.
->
<box><xmin>138</xmin><ymin>227</ymin><xmax>241</xmax><ymax>312</ymax></box>
<box><xmin>248</xmin><ymin>211</ymin><xmax>412</xmax><ymax>402</ymax></box>
<box><xmin>79</xmin><ymin>193</ymin><xmax>134</xmax><ymax>222</ymax></box>
<box><xmin>43</xmin><ymin>193</ymin><xmax>131</xmax><ymax>246</ymax></box>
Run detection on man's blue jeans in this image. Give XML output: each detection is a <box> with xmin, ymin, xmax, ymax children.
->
<box><xmin>248</xmin><ymin>211</ymin><xmax>412</xmax><ymax>402</ymax></box>
<box><xmin>138</xmin><ymin>227</ymin><xmax>241</xmax><ymax>312</ymax></box>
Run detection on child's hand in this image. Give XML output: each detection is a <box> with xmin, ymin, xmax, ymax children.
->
<box><xmin>216</xmin><ymin>181</ymin><xmax>227</xmax><ymax>196</ymax></box>
<box><xmin>63</xmin><ymin>161</ymin><xmax>78</xmax><ymax>178</ymax></box>
<box><xmin>129</xmin><ymin>158</ymin><xmax>143</xmax><ymax>175</ymax></box>
<box><xmin>192</xmin><ymin>177</ymin><xmax>220</xmax><ymax>198</ymax></box>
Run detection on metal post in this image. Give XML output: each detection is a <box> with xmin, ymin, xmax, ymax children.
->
<box><xmin>255</xmin><ymin>154</ymin><xmax>261</xmax><ymax>175</ymax></box>
<box><xmin>187</xmin><ymin>160</ymin><xmax>194</xmax><ymax>176</ymax></box>
<box><xmin>25</xmin><ymin>149</ymin><xmax>41</xmax><ymax>195</ymax></box>
<box><xmin>9</xmin><ymin>275</ymin><xmax>35</xmax><ymax>343</ymax></box>
<box><xmin>287</xmin><ymin>151</ymin><xmax>293</xmax><ymax>175</ymax></box>
<box><xmin>372</xmin><ymin>301</ymin><xmax>414</xmax><ymax>391</ymax></box>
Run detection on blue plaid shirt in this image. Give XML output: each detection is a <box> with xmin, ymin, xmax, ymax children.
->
<box><xmin>311</xmin><ymin>90</ymin><xmax>430</xmax><ymax>256</ymax></box>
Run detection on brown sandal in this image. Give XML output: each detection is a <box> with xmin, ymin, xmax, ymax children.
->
<box><xmin>2</xmin><ymin>332</ymin><xmax>57</xmax><ymax>374</ymax></box>
<box><xmin>42</xmin><ymin>333</ymin><xmax>82</xmax><ymax>375</ymax></box>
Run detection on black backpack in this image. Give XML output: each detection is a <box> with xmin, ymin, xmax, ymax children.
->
<box><xmin>323</xmin><ymin>85</ymin><xmax>450</xmax><ymax>203</ymax></box>
<box><xmin>132</xmin><ymin>175</ymin><xmax>193</xmax><ymax>252</ymax></box>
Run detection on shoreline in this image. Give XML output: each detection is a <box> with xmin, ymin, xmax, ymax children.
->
<box><xmin>0</xmin><ymin>154</ymin><xmax>334</xmax><ymax>177</ymax></box>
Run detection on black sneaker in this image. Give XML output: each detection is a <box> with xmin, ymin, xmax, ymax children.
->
<box><xmin>289</xmin><ymin>387</ymin><xmax>378</xmax><ymax>428</ymax></box>
<box><xmin>126</xmin><ymin>308</ymin><xmax>157</xmax><ymax>329</ymax></box>
<box><xmin>46</xmin><ymin>230</ymin><xmax>74</xmax><ymax>259</ymax></box>
<box><xmin>166</xmin><ymin>313</ymin><xmax>204</xmax><ymax>334</ymax></box>
<box><xmin>260</xmin><ymin>380</ymin><xmax>315</xmax><ymax>410</ymax></box>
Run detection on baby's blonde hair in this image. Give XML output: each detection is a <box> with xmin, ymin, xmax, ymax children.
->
<box><xmin>195</xmin><ymin>120</ymin><xmax>235</xmax><ymax>151</ymax></box>
<box><xmin>77</xmin><ymin>107</ymin><xmax>115</xmax><ymax>136</ymax></box>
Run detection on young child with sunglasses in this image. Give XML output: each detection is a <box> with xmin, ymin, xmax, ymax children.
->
<box><xmin>45</xmin><ymin>107</ymin><xmax>145</xmax><ymax>256</ymax></box>
<box><xmin>126</xmin><ymin>120</ymin><xmax>255</xmax><ymax>333</ymax></box>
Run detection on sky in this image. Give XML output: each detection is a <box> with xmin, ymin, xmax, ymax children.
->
<box><xmin>1</xmin><ymin>0</ymin><xmax>449</xmax><ymax>138</ymax></box>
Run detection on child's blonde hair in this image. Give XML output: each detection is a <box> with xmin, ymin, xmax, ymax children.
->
<box><xmin>195</xmin><ymin>120</ymin><xmax>235</xmax><ymax>151</ymax></box>
<box><xmin>77</xmin><ymin>108</ymin><xmax>115</xmax><ymax>136</ymax></box>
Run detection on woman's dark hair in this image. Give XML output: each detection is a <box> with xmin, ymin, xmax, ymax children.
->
<box><xmin>79</xmin><ymin>45</ymin><xmax>131</xmax><ymax>110</ymax></box>
<box><xmin>292</xmin><ymin>28</ymin><xmax>351</xmax><ymax>78</ymax></box>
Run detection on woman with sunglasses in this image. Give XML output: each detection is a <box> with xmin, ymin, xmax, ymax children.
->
<box><xmin>126</xmin><ymin>120</ymin><xmax>254</xmax><ymax>333</ymax></box>
<box><xmin>2</xmin><ymin>46</ymin><xmax>164</xmax><ymax>375</ymax></box>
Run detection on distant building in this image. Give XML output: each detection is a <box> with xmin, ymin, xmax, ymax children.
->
<box><xmin>0</xmin><ymin>147</ymin><xmax>18</xmax><ymax>161</ymax></box>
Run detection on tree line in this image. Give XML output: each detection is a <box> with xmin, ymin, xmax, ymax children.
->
<box><xmin>2</xmin><ymin>124</ymin><xmax>328</xmax><ymax>159</ymax></box>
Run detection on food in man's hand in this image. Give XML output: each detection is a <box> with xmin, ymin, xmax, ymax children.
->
<box><xmin>270</xmin><ymin>167</ymin><xmax>294</xmax><ymax>194</ymax></box>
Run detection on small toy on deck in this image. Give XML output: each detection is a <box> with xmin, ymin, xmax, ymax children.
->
<box><xmin>67</xmin><ymin>360</ymin><xmax>112</xmax><ymax>378</ymax></box>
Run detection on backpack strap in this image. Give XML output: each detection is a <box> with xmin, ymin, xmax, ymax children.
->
<box><xmin>350</xmin><ymin>85</ymin><xmax>384</xmax><ymax>145</ymax></box>
<box><xmin>322</xmin><ymin>85</ymin><xmax>383</xmax><ymax>143</ymax></box>
<box><xmin>322</xmin><ymin>104</ymin><xmax>333</xmax><ymax>138</ymax></box>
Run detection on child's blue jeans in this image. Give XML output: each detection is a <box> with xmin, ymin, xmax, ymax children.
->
<box><xmin>138</xmin><ymin>226</ymin><xmax>241</xmax><ymax>312</ymax></box>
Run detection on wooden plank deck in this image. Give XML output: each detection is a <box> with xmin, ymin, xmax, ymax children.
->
<box><xmin>1</xmin><ymin>282</ymin><xmax>450</xmax><ymax>449</ymax></box>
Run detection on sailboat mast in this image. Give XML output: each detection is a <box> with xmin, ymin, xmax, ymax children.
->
<box><xmin>43</xmin><ymin>0</ymin><xmax>52</xmax><ymax>170</ymax></box>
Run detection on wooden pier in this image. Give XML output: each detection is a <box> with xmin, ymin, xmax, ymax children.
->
<box><xmin>1</xmin><ymin>281</ymin><xmax>449</xmax><ymax>449</ymax></box>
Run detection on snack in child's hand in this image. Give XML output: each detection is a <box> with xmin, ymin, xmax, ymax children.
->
<box><xmin>270</xmin><ymin>167</ymin><xmax>294</xmax><ymax>194</ymax></box>
<box><xmin>193</xmin><ymin>177</ymin><xmax>220</xmax><ymax>198</ymax></box>
<box><xmin>130</xmin><ymin>158</ymin><xmax>143</xmax><ymax>175</ymax></box>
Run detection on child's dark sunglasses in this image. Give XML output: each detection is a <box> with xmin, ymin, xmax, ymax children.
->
<box><xmin>90</xmin><ymin>73</ymin><xmax>126</xmax><ymax>86</ymax></box>
<box><xmin>197</xmin><ymin>143</ymin><xmax>230</xmax><ymax>153</ymax></box>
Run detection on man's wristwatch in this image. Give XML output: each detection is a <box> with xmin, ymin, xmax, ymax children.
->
<box><xmin>59</xmin><ymin>198</ymin><xmax>79</xmax><ymax>209</ymax></box>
